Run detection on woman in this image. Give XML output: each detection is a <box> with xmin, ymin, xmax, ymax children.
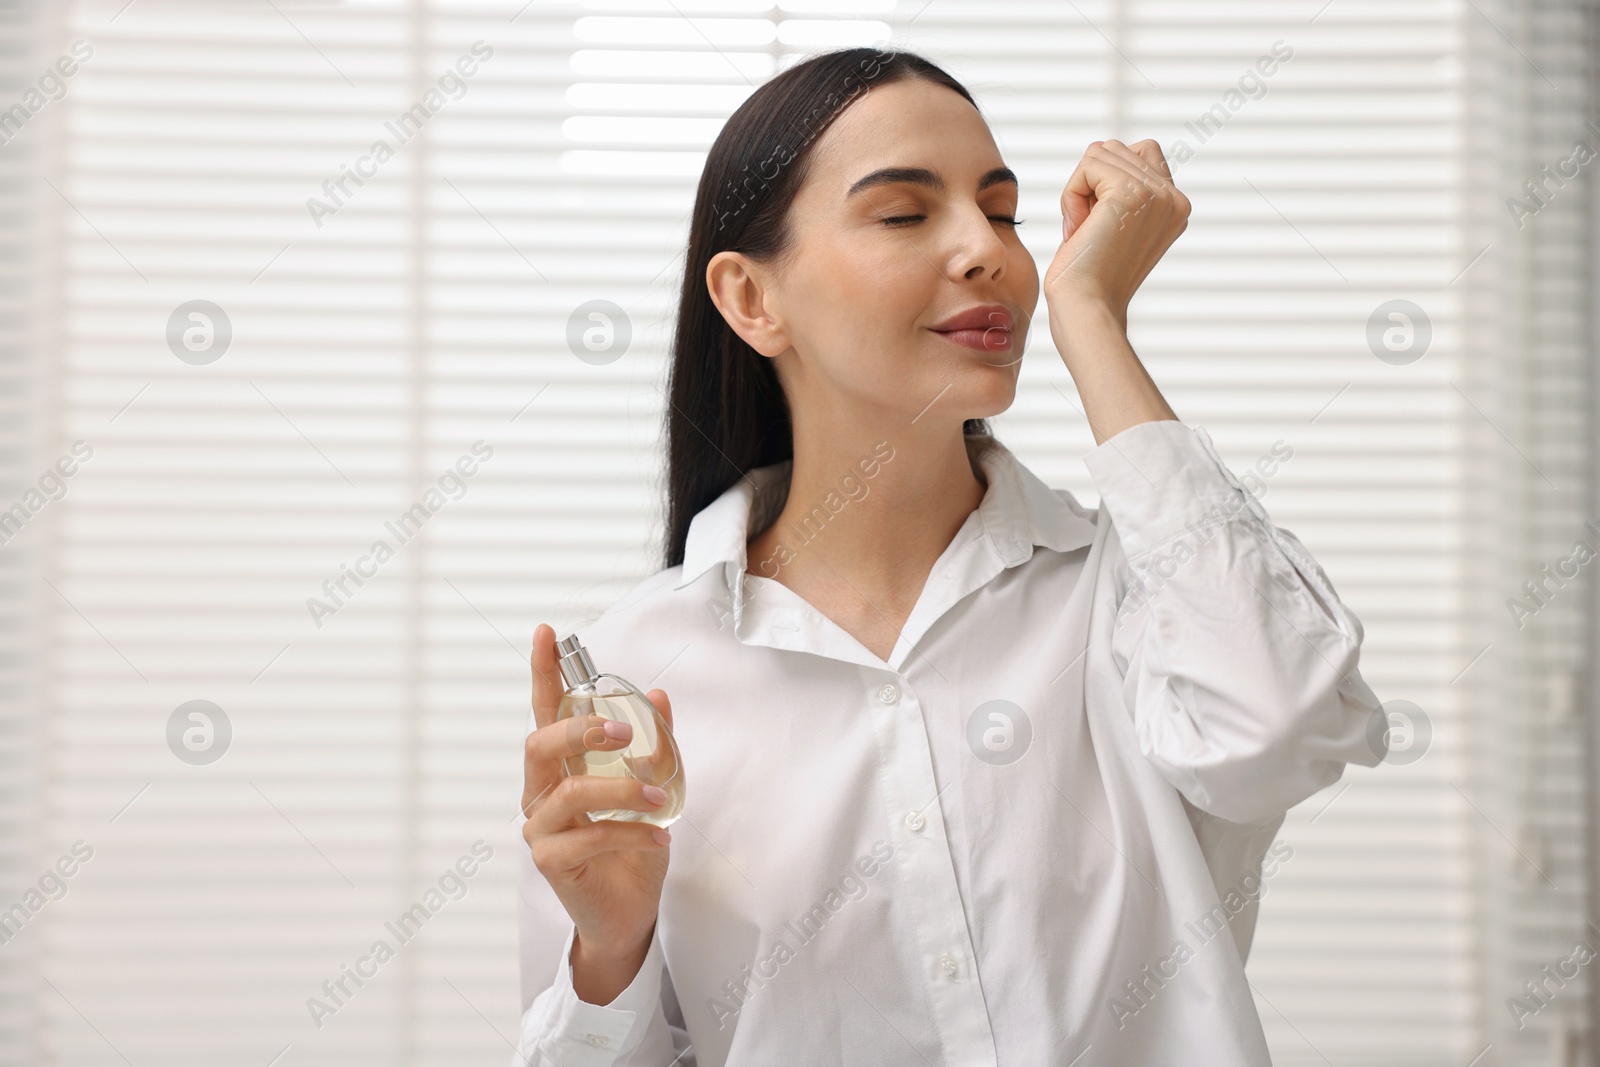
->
<box><xmin>513</xmin><ymin>47</ymin><xmax>1383</xmax><ymax>1066</ymax></box>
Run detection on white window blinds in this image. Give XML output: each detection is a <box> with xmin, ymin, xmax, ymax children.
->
<box><xmin>11</xmin><ymin>1</ymin><xmax>1593</xmax><ymax>1065</ymax></box>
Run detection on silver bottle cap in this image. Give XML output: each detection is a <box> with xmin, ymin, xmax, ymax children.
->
<box><xmin>556</xmin><ymin>633</ymin><xmax>598</xmax><ymax>689</ymax></box>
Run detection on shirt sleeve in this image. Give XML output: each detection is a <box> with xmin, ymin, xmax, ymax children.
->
<box><xmin>1084</xmin><ymin>418</ymin><xmax>1386</xmax><ymax>824</ymax></box>
<box><xmin>511</xmin><ymin>920</ymin><xmax>687</xmax><ymax>1067</ymax></box>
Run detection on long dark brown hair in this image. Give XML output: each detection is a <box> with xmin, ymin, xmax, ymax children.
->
<box><xmin>661</xmin><ymin>47</ymin><xmax>991</xmax><ymax>570</ymax></box>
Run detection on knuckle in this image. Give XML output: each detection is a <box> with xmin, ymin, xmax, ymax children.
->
<box><xmin>552</xmin><ymin>775</ymin><xmax>581</xmax><ymax>807</ymax></box>
<box><xmin>562</xmin><ymin>715</ymin><xmax>586</xmax><ymax>750</ymax></box>
<box><xmin>525</xmin><ymin>778</ymin><xmax>556</xmax><ymax>814</ymax></box>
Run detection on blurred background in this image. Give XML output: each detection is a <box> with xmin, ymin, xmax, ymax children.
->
<box><xmin>0</xmin><ymin>0</ymin><xmax>1596</xmax><ymax>1064</ymax></box>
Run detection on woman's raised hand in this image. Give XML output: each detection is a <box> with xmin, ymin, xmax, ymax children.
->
<box><xmin>1043</xmin><ymin>138</ymin><xmax>1190</xmax><ymax>331</ymax></box>
<box><xmin>521</xmin><ymin>622</ymin><xmax>674</xmax><ymax>1004</ymax></box>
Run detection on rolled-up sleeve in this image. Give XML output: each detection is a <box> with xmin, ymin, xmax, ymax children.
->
<box><xmin>512</xmin><ymin>920</ymin><xmax>683</xmax><ymax>1067</ymax></box>
<box><xmin>1084</xmin><ymin>419</ymin><xmax>1384</xmax><ymax>824</ymax></box>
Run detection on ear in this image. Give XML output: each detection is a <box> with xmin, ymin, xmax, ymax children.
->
<box><xmin>706</xmin><ymin>250</ymin><xmax>790</xmax><ymax>358</ymax></box>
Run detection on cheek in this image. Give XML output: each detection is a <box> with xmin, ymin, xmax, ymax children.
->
<box><xmin>1006</xmin><ymin>234</ymin><xmax>1041</xmax><ymax>303</ymax></box>
<box><xmin>796</xmin><ymin>240</ymin><xmax>926</xmax><ymax>357</ymax></box>
<box><xmin>849</xmin><ymin>256</ymin><xmax>927</xmax><ymax>338</ymax></box>
<box><xmin>1014</xmin><ymin>238</ymin><xmax>1040</xmax><ymax>292</ymax></box>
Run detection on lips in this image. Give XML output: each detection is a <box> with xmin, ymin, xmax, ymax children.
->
<box><xmin>930</xmin><ymin>304</ymin><xmax>1014</xmax><ymax>352</ymax></box>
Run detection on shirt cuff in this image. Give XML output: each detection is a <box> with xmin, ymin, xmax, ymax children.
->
<box><xmin>1082</xmin><ymin>419</ymin><xmax>1269</xmax><ymax>561</ymax></box>
<box><xmin>517</xmin><ymin>923</ymin><xmax>665</xmax><ymax>1066</ymax></box>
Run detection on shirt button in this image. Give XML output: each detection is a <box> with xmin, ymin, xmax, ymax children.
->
<box><xmin>586</xmin><ymin>1034</ymin><xmax>611</xmax><ymax>1048</ymax></box>
<box><xmin>905</xmin><ymin>809</ymin><xmax>925</xmax><ymax>832</ymax></box>
<box><xmin>938</xmin><ymin>953</ymin><xmax>958</xmax><ymax>977</ymax></box>
<box><xmin>877</xmin><ymin>683</ymin><xmax>900</xmax><ymax>704</ymax></box>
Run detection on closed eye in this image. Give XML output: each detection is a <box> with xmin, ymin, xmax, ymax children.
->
<box><xmin>879</xmin><ymin>214</ymin><xmax>1026</xmax><ymax>227</ymax></box>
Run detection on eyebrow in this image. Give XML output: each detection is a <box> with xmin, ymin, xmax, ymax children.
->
<box><xmin>846</xmin><ymin>165</ymin><xmax>1018</xmax><ymax>199</ymax></box>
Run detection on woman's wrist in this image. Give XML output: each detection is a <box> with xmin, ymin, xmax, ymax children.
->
<box><xmin>1047</xmin><ymin>290</ymin><xmax>1127</xmax><ymax>354</ymax></box>
<box><xmin>1046</xmin><ymin>294</ymin><xmax>1176</xmax><ymax>445</ymax></box>
<box><xmin>571</xmin><ymin>923</ymin><xmax>655</xmax><ymax>1006</ymax></box>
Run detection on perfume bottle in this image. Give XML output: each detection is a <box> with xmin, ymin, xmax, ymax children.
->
<box><xmin>555</xmin><ymin>633</ymin><xmax>685</xmax><ymax>828</ymax></box>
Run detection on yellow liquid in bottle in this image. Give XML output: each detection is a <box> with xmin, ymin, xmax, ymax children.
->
<box><xmin>558</xmin><ymin>689</ymin><xmax>685</xmax><ymax>828</ymax></box>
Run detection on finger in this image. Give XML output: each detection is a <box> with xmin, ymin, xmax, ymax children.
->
<box><xmin>527</xmin><ymin>820</ymin><xmax>670</xmax><ymax>874</ymax></box>
<box><xmin>646</xmin><ymin>688</ymin><xmax>673</xmax><ymax>733</ymax></box>
<box><xmin>1099</xmin><ymin>139</ymin><xmax>1187</xmax><ymax>221</ymax></box>
<box><xmin>1061</xmin><ymin>144</ymin><xmax>1102</xmax><ymax>236</ymax></box>
<box><xmin>1089</xmin><ymin>140</ymin><xmax>1171</xmax><ymax>210</ymax></box>
<box><xmin>522</xmin><ymin>712</ymin><xmax>635</xmax><ymax>816</ymax></box>
<box><xmin>526</xmin><ymin>712</ymin><xmax>634</xmax><ymax>770</ymax></box>
<box><xmin>527</xmin><ymin>774</ymin><xmax>671</xmax><ymax>835</ymax></box>
<box><xmin>1127</xmin><ymin>138</ymin><xmax>1173</xmax><ymax>180</ymax></box>
<box><xmin>531</xmin><ymin>623</ymin><xmax>564</xmax><ymax>731</ymax></box>
<box><xmin>1098</xmin><ymin>138</ymin><xmax>1171</xmax><ymax>188</ymax></box>
<box><xmin>1127</xmin><ymin>139</ymin><xmax>1189</xmax><ymax>220</ymax></box>
<box><xmin>1062</xmin><ymin>141</ymin><xmax>1158</xmax><ymax>236</ymax></box>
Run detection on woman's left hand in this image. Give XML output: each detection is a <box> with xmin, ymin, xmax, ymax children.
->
<box><xmin>1043</xmin><ymin>138</ymin><xmax>1189</xmax><ymax>334</ymax></box>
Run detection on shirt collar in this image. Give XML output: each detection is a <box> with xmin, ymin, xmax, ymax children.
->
<box><xmin>672</xmin><ymin>434</ymin><xmax>1097</xmax><ymax>592</ymax></box>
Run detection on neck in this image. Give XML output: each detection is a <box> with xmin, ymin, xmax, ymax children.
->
<box><xmin>747</xmin><ymin>419</ymin><xmax>987</xmax><ymax>617</ymax></box>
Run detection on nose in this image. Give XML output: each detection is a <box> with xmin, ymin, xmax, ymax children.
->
<box><xmin>947</xmin><ymin>205</ymin><xmax>1009</xmax><ymax>283</ymax></box>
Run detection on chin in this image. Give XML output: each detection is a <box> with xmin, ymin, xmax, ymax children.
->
<box><xmin>949</xmin><ymin>377</ymin><xmax>1017</xmax><ymax>423</ymax></box>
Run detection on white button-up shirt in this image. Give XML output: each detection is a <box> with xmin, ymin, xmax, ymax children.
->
<box><xmin>514</xmin><ymin>419</ymin><xmax>1384</xmax><ymax>1066</ymax></box>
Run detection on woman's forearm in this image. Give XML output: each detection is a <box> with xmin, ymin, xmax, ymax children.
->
<box><xmin>1049</xmin><ymin>294</ymin><xmax>1178</xmax><ymax>445</ymax></box>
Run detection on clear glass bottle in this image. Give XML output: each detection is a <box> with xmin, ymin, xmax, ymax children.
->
<box><xmin>555</xmin><ymin>633</ymin><xmax>685</xmax><ymax>828</ymax></box>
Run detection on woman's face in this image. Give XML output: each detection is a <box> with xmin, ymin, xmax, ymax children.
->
<box><xmin>722</xmin><ymin>77</ymin><xmax>1040</xmax><ymax>434</ymax></box>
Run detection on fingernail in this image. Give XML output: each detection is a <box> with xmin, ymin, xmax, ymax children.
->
<box><xmin>642</xmin><ymin>785</ymin><xmax>667</xmax><ymax>805</ymax></box>
<box><xmin>652</xmin><ymin>828</ymin><xmax>671</xmax><ymax>845</ymax></box>
<box><xmin>603</xmin><ymin>720</ymin><xmax>631</xmax><ymax>740</ymax></box>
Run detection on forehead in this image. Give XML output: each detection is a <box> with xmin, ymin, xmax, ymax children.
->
<box><xmin>805</xmin><ymin>78</ymin><xmax>1003</xmax><ymax>194</ymax></box>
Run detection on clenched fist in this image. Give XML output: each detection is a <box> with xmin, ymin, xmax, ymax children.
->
<box><xmin>1044</xmin><ymin>138</ymin><xmax>1190</xmax><ymax>334</ymax></box>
